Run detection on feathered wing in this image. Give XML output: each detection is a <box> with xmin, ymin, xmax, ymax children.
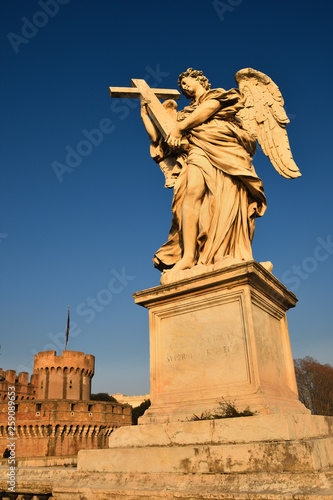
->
<box><xmin>235</xmin><ymin>68</ymin><xmax>301</xmax><ymax>179</ymax></box>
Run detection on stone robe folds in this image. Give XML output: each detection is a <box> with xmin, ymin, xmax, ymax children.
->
<box><xmin>153</xmin><ymin>88</ymin><xmax>267</xmax><ymax>271</ymax></box>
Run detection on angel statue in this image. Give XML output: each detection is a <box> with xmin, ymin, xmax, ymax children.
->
<box><xmin>138</xmin><ymin>68</ymin><xmax>300</xmax><ymax>284</ymax></box>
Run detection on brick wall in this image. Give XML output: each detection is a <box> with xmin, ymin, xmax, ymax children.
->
<box><xmin>0</xmin><ymin>399</ymin><xmax>132</xmax><ymax>457</ymax></box>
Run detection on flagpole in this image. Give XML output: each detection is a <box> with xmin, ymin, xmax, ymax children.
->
<box><xmin>65</xmin><ymin>305</ymin><xmax>70</xmax><ymax>350</ymax></box>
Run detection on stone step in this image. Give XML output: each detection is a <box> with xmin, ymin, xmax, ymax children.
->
<box><xmin>79</xmin><ymin>437</ymin><xmax>333</xmax><ymax>474</ymax></box>
<box><xmin>109</xmin><ymin>414</ymin><xmax>333</xmax><ymax>448</ymax></box>
<box><xmin>2</xmin><ymin>468</ymin><xmax>333</xmax><ymax>499</ymax></box>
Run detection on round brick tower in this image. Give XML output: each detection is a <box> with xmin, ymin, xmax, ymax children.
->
<box><xmin>33</xmin><ymin>350</ymin><xmax>95</xmax><ymax>401</ymax></box>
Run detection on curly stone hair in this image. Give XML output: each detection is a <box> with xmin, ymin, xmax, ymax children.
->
<box><xmin>178</xmin><ymin>68</ymin><xmax>211</xmax><ymax>99</ymax></box>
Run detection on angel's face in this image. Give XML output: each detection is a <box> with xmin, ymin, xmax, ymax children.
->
<box><xmin>181</xmin><ymin>76</ymin><xmax>201</xmax><ymax>96</ymax></box>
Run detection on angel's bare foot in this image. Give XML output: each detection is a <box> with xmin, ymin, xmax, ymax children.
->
<box><xmin>170</xmin><ymin>256</ymin><xmax>196</xmax><ymax>273</ymax></box>
<box><xmin>260</xmin><ymin>261</ymin><xmax>273</xmax><ymax>272</ymax></box>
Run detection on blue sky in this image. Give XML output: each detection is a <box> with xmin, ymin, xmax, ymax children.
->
<box><xmin>1</xmin><ymin>0</ymin><xmax>332</xmax><ymax>395</ymax></box>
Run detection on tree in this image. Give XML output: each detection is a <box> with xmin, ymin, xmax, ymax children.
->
<box><xmin>131</xmin><ymin>399</ymin><xmax>151</xmax><ymax>425</ymax></box>
<box><xmin>90</xmin><ymin>393</ymin><xmax>118</xmax><ymax>402</ymax></box>
<box><xmin>294</xmin><ymin>357</ymin><xmax>333</xmax><ymax>416</ymax></box>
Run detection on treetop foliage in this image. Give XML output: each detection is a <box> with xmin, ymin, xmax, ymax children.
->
<box><xmin>294</xmin><ymin>357</ymin><xmax>333</xmax><ymax>416</ymax></box>
<box><xmin>90</xmin><ymin>392</ymin><xmax>118</xmax><ymax>402</ymax></box>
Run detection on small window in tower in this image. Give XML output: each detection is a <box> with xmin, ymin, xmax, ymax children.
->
<box><xmin>41</xmin><ymin>380</ymin><xmax>44</xmax><ymax>389</ymax></box>
<box><xmin>36</xmin><ymin>403</ymin><xmax>41</xmax><ymax>412</ymax></box>
<box><xmin>69</xmin><ymin>380</ymin><xmax>73</xmax><ymax>389</ymax></box>
<box><xmin>88</xmin><ymin>404</ymin><xmax>93</xmax><ymax>412</ymax></box>
<box><xmin>70</xmin><ymin>403</ymin><xmax>75</xmax><ymax>411</ymax></box>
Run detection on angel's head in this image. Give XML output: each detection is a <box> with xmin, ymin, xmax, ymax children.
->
<box><xmin>178</xmin><ymin>68</ymin><xmax>211</xmax><ymax>100</ymax></box>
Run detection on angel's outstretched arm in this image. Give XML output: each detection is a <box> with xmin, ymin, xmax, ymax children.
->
<box><xmin>140</xmin><ymin>100</ymin><xmax>159</xmax><ymax>143</ymax></box>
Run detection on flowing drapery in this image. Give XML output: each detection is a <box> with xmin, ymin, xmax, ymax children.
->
<box><xmin>153</xmin><ymin>88</ymin><xmax>267</xmax><ymax>271</ymax></box>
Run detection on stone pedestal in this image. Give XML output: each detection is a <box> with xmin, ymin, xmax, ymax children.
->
<box><xmin>3</xmin><ymin>262</ymin><xmax>332</xmax><ymax>499</ymax></box>
<box><xmin>133</xmin><ymin>261</ymin><xmax>308</xmax><ymax>424</ymax></box>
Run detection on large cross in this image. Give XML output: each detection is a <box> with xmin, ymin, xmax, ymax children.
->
<box><xmin>109</xmin><ymin>79</ymin><xmax>182</xmax><ymax>141</ymax></box>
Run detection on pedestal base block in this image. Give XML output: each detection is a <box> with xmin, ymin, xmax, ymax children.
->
<box><xmin>133</xmin><ymin>261</ymin><xmax>309</xmax><ymax>424</ymax></box>
<box><xmin>77</xmin><ymin>415</ymin><xmax>333</xmax><ymax>475</ymax></box>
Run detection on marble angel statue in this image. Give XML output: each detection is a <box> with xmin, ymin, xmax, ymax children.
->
<box><xmin>140</xmin><ymin>68</ymin><xmax>301</xmax><ymax>283</ymax></box>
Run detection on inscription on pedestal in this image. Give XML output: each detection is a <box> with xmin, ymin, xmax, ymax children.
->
<box><xmin>155</xmin><ymin>296</ymin><xmax>250</xmax><ymax>402</ymax></box>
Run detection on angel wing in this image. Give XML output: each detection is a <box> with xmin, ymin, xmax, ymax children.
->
<box><xmin>235</xmin><ymin>68</ymin><xmax>301</xmax><ymax>179</ymax></box>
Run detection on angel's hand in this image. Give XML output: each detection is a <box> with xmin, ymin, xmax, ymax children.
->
<box><xmin>166</xmin><ymin>126</ymin><xmax>182</xmax><ymax>148</ymax></box>
<box><xmin>140</xmin><ymin>99</ymin><xmax>150</xmax><ymax>117</ymax></box>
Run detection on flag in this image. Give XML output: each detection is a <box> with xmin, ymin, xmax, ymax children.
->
<box><xmin>65</xmin><ymin>306</ymin><xmax>70</xmax><ymax>349</ymax></box>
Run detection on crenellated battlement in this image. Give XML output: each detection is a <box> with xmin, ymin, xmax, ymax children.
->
<box><xmin>33</xmin><ymin>350</ymin><xmax>95</xmax><ymax>375</ymax></box>
<box><xmin>1</xmin><ymin>350</ymin><xmax>95</xmax><ymax>402</ymax></box>
<box><xmin>33</xmin><ymin>350</ymin><xmax>95</xmax><ymax>401</ymax></box>
<box><xmin>0</xmin><ymin>368</ymin><xmax>35</xmax><ymax>400</ymax></box>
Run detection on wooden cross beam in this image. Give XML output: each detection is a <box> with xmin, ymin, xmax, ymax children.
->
<box><xmin>109</xmin><ymin>79</ymin><xmax>182</xmax><ymax>141</ymax></box>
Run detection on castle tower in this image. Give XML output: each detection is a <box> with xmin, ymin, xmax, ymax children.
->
<box><xmin>33</xmin><ymin>350</ymin><xmax>95</xmax><ymax>400</ymax></box>
<box><xmin>0</xmin><ymin>349</ymin><xmax>132</xmax><ymax>459</ymax></box>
